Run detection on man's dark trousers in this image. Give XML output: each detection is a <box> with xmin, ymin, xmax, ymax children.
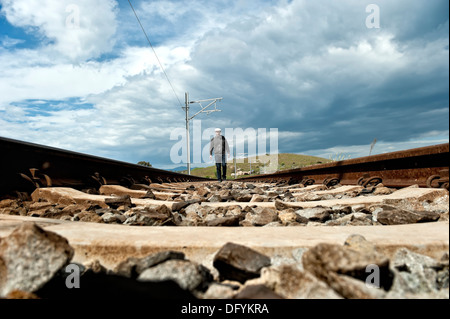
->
<box><xmin>216</xmin><ymin>154</ymin><xmax>227</xmax><ymax>182</ymax></box>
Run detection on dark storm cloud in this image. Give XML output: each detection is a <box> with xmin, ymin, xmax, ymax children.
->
<box><xmin>183</xmin><ymin>0</ymin><xmax>449</xmax><ymax>158</ymax></box>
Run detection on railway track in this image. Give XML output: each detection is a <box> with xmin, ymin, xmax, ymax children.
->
<box><xmin>0</xmin><ymin>136</ymin><xmax>209</xmax><ymax>198</ymax></box>
<box><xmin>238</xmin><ymin>143</ymin><xmax>449</xmax><ymax>190</ymax></box>
<box><xmin>1</xmin><ymin>137</ymin><xmax>448</xmax><ymax>199</ymax></box>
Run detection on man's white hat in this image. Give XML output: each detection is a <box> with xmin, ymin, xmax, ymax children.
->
<box><xmin>215</xmin><ymin>128</ymin><xmax>222</xmax><ymax>132</ymax></box>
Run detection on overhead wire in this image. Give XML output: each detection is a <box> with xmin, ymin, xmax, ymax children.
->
<box><xmin>127</xmin><ymin>0</ymin><xmax>183</xmax><ymax>108</ymax></box>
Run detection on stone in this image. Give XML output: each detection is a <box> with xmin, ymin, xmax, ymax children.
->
<box><xmin>332</xmin><ymin>205</ymin><xmax>353</xmax><ymax>215</ymax></box>
<box><xmin>296</xmin><ymin>206</ymin><xmax>332</xmax><ymax>222</ymax></box>
<box><xmin>95</xmin><ymin>208</ymin><xmax>113</xmax><ymax>216</ymax></box>
<box><xmin>208</xmin><ymin>194</ymin><xmax>222</xmax><ymax>203</ymax></box>
<box><xmin>61</xmin><ymin>204</ymin><xmax>83</xmax><ymax>216</ymax></box>
<box><xmin>114</xmin><ymin>251</ymin><xmax>185</xmax><ymax>278</ymax></box>
<box><xmin>348</xmin><ymin>213</ymin><xmax>373</xmax><ymax>226</ymax></box>
<box><xmin>324</xmin><ymin>271</ymin><xmax>386</xmax><ymax>299</ymax></box>
<box><xmin>72</xmin><ymin>211</ymin><xmax>103</xmax><ymax>223</ymax></box>
<box><xmin>102</xmin><ymin>212</ymin><xmax>126</xmax><ymax>224</ymax></box>
<box><xmin>325</xmin><ymin>215</ymin><xmax>352</xmax><ymax>226</ymax></box>
<box><xmin>224</xmin><ymin>205</ymin><xmax>243</xmax><ymax>217</ymax></box>
<box><xmin>142</xmin><ymin>190</ymin><xmax>156</xmax><ymax>199</ymax></box>
<box><xmin>373</xmin><ymin>186</ymin><xmax>393</xmax><ymax>195</ymax></box>
<box><xmin>439</xmin><ymin>212</ymin><xmax>449</xmax><ymax>222</ymax></box>
<box><xmin>295</xmin><ymin>192</ymin><xmax>322</xmax><ymax>202</ymax></box>
<box><xmin>375</xmin><ymin>205</ymin><xmax>440</xmax><ymax>225</ymax></box>
<box><xmin>28</xmin><ymin>202</ymin><xmax>54</xmax><ymax>212</ymax></box>
<box><xmin>5</xmin><ymin>290</ymin><xmax>40</xmax><ymax>299</ymax></box>
<box><xmin>104</xmin><ymin>195</ymin><xmax>132</xmax><ymax>209</ymax></box>
<box><xmin>247</xmin><ymin>265</ymin><xmax>342</xmax><ymax>299</ymax></box>
<box><xmin>213</xmin><ymin>242</ymin><xmax>271</xmax><ymax>283</ymax></box>
<box><xmin>302</xmin><ymin>241</ymin><xmax>392</xmax><ymax>298</ymax></box>
<box><xmin>344</xmin><ymin>234</ymin><xmax>377</xmax><ymax>254</ymax></box>
<box><xmin>39</xmin><ymin>207</ymin><xmax>65</xmax><ymax>219</ymax></box>
<box><xmin>124</xmin><ymin>205</ymin><xmax>173</xmax><ymax>226</ymax></box>
<box><xmin>422</xmin><ymin>195</ymin><xmax>450</xmax><ymax>214</ymax></box>
<box><xmin>250</xmin><ymin>194</ymin><xmax>265</xmax><ymax>202</ymax></box>
<box><xmin>0</xmin><ymin>199</ymin><xmax>18</xmax><ymax>209</ymax></box>
<box><xmin>351</xmin><ymin>205</ymin><xmax>371</xmax><ymax>214</ymax></box>
<box><xmin>26</xmin><ymin>202</ymin><xmax>56</xmax><ymax>218</ymax></box>
<box><xmin>172</xmin><ymin>199</ymin><xmax>203</xmax><ymax>212</ymax></box>
<box><xmin>84</xmin><ymin>260</ymin><xmax>108</xmax><ymax>274</ymax></box>
<box><xmin>387</xmin><ymin>248</ymin><xmax>446</xmax><ymax>296</ymax></box>
<box><xmin>278</xmin><ymin>209</ymin><xmax>308</xmax><ymax>226</ymax></box>
<box><xmin>274</xmin><ymin>200</ymin><xmax>298</xmax><ymax>211</ymax></box>
<box><xmin>234</xmin><ymin>194</ymin><xmax>253</xmax><ymax>202</ymax></box>
<box><xmin>242</xmin><ymin>207</ymin><xmax>279</xmax><ymax>226</ymax></box>
<box><xmin>202</xmin><ymin>282</ymin><xmax>236</xmax><ymax>299</ymax></box>
<box><xmin>138</xmin><ymin>259</ymin><xmax>213</xmax><ymax>292</ymax></box>
<box><xmin>184</xmin><ymin>203</ymin><xmax>202</xmax><ymax>215</ymax></box>
<box><xmin>0</xmin><ymin>222</ymin><xmax>74</xmax><ymax>297</ymax></box>
<box><xmin>436</xmin><ymin>253</ymin><xmax>449</xmax><ymax>290</ymax></box>
<box><xmin>196</xmin><ymin>187</ymin><xmax>211</xmax><ymax>197</ymax></box>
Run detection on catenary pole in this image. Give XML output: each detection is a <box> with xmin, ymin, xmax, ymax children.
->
<box><xmin>183</xmin><ymin>92</ymin><xmax>223</xmax><ymax>175</ymax></box>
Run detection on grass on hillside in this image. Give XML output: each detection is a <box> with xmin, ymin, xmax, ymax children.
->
<box><xmin>182</xmin><ymin>153</ymin><xmax>332</xmax><ymax>180</ymax></box>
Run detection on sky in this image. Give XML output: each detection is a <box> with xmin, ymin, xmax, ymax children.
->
<box><xmin>0</xmin><ymin>0</ymin><xmax>448</xmax><ymax>170</ymax></box>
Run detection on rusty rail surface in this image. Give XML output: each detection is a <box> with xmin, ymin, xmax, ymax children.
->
<box><xmin>0</xmin><ymin>136</ymin><xmax>209</xmax><ymax>197</ymax></box>
<box><xmin>238</xmin><ymin>143</ymin><xmax>449</xmax><ymax>189</ymax></box>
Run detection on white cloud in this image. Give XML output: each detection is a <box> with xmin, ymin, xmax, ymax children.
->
<box><xmin>0</xmin><ymin>35</ymin><xmax>25</xmax><ymax>47</ymax></box>
<box><xmin>0</xmin><ymin>0</ymin><xmax>118</xmax><ymax>62</ymax></box>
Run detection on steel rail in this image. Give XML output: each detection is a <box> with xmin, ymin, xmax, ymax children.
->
<box><xmin>237</xmin><ymin>143</ymin><xmax>449</xmax><ymax>189</ymax></box>
<box><xmin>0</xmin><ymin>136</ymin><xmax>208</xmax><ymax>197</ymax></box>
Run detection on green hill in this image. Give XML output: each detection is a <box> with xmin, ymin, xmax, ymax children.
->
<box><xmin>182</xmin><ymin>153</ymin><xmax>332</xmax><ymax>180</ymax></box>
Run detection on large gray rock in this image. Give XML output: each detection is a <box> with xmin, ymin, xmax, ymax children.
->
<box><xmin>213</xmin><ymin>242</ymin><xmax>271</xmax><ymax>283</ymax></box>
<box><xmin>302</xmin><ymin>239</ymin><xmax>392</xmax><ymax>298</ymax></box>
<box><xmin>0</xmin><ymin>222</ymin><xmax>74</xmax><ymax>297</ymax></box>
<box><xmin>375</xmin><ymin>205</ymin><xmax>440</xmax><ymax>225</ymax></box>
<box><xmin>387</xmin><ymin>248</ymin><xmax>449</xmax><ymax>298</ymax></box>
<box><xmin>138</xmin><ymin>259</ymin><xmax>213</xmax><ymax>292</ymax></box>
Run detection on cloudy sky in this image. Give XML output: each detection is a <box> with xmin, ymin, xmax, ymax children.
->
<box><xmin>0</xmin><ymin>0</ymin><xmax>448</xmax><ymax>169</ymax></box>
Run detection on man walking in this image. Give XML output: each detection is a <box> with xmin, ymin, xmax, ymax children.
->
<box><xmin>210</xmin><ymin>128</ymin><xmax>230</xmax><ymax>182</ymax></box>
